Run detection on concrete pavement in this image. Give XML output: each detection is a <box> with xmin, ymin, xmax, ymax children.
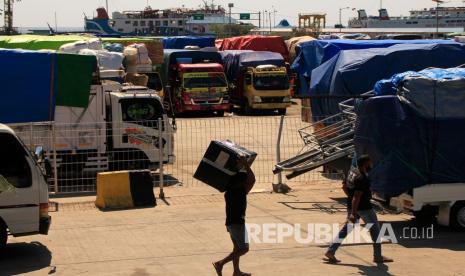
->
<box><xmin>1</xmin><ymin>184</ymin><xmax>465</xmax><ymax>276</ymax></box>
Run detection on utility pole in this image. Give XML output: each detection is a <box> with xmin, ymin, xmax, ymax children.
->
<box><xmin>433</xmin><ymin>0</ymin><xmax>444</xmax><ymax>38</ymax></box>
<box><xmin>268</xmin><ymin>11</ymin><xmax>272</xmax><ymax>34</ymax></box>
<box><xmin>106</xmin><ymin>0</ymin><xmax>109</xmax><ymax>13</ymax></box>
<box><xmin>4</xmin><ymin>0</ymin><xmax>14</xmax><ymax>35</ymax></box>
<box><xmin>272</xmin><ymin>5</ymin><xmax>277</xmax><ymax>27</ymax></box>
<box><xmin>339</xmin><ymin>7</ymin><xmax>350</xmax><ymax>32</ymax></box>
<box><xmin>380</xmin><ymin>0</ymin><xmax>383</xmax><ymax>9</ymax></box>
<box><xmin>228</xmin><ymin>3</ymin><xmax>233</xmax><ymax>37</ymax></box>
<box><xmin>259</xmin><ymin>11</ymin><xmax>261</xmax><ymax>29</ymax></box>
<box><xmin>54</xmin><ymin>11</ymin><xmax>57</xmax><ymax>32</ymax></box>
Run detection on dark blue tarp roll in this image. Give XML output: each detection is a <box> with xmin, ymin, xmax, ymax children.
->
<box><xmin>355</xmin><ymin>96</ymin><xmax>465</xmax><ymax>198</ymax></box>
<box><xmin>221</xmin><ymin>50</ymin><xmax>285</xmax><ymax>82</ymax></box>
<box><xmin>0</xmin><ymin>49</ymin><xmax>55</xmax><ymax>123</ymax></box>
<box><xmin>162</xmin><ymin>36</ymin><xmax>216</xmax><ymax>49</ymax></box>
<box><xmin>309</xmin><ymin>43</ymin><xmax>465</xmax><ymax>119</ymax></box>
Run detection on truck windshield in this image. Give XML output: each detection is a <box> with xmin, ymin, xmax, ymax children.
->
<box><xmin>0</xmin><ymin>133</ymin><xmax>32</xmax><ymax>189</ymax></box>
<box><xmin>253</xmin><ymin>75</ymin><xmax>290</xmax><ymax>90</ymax></box>
<box><xmin>183</xmin><ymin>75</ymin><xmax>227</xmax><ymax>89</ymax></box>
<box><xmin>120</xmin><ymin>98</ymin><xmax>164</xmax><ymax>128</ymax></box>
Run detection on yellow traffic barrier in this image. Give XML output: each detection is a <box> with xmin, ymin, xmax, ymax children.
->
<box><xmin>95</xmin><ymin>171</ymin><xmax>134</xmax><ymax>209</ymax></box>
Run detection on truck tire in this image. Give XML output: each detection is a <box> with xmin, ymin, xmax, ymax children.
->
<box><xmin>216</xmin><ymin>111</ymin><xmax>225</xmax><ymax>117</ymax></box>
<box><xmin>413</xmin><ymin>205</ymin><xmax>438</xmax><ymax>226</ymax></box>
<box><xmin>244</xmin><ymin>102</ymin><xmax>254</xmax><ymax>116</ymax></box>
<box><xmin>450</xmin><ymin>201</ymin><xmax>465</xmax><ymax>231</ymax></box>
<box><xmin>277</xmin><ymin>108</ymin><xmax>287</xmax><ymax>116</ymax></box>
<box><xmin>0</xmin><ymin>223</ymin><xmax>7</xmax><ymax>253</ymax></box>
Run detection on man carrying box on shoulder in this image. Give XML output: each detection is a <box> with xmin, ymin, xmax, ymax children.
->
<box><xmin>213</xmin><ymin>156</ymin><xmax>255</xmax><ymax>276</ymax></box>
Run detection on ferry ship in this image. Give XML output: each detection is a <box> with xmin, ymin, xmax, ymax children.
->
<box><xmin>84</xmin><ymin>3</ymin><xmax>236</xmax><ymax>36</ymax></box>
<box><xmin>349</xmin><ymin>7</ymin><xmax>465</xmax><ymax>29</ymax></box>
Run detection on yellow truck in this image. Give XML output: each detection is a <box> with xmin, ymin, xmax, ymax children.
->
<box><xmin>222</xmin><ymin>51</ymin><xmax>292</xmax><ymax>115</ymax></box>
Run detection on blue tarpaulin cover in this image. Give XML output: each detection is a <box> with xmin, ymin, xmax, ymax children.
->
<box><xmin>291</xmin><ymin>39</ymin><xmax>457</xmax><ymax>96</ymax></box>
<box><xmin>354</xmin><ymin>69</ymin><xmax>465</xmax><ymax>198</ymax></box>
<box><xmin>0</xmin><ymin>49</ymin><xmax>95</xmax><ymax>124</ymax></box>
<box><xmin>308</xmin><ymin>43</ymin><xmax>465</xmax><ymax>119</ymax></box>
<box><xmin>0</xmin><ymin>49</ymin><xmax>55</xmax><ymax>123</ymax></box>
<box><xmin>221</xmin><ymin>51</ymin><xmax>285</xmax><ymax>82</ymax></box>
<box><xmin>162</xmin><ymin>36</ymin><xmax>216</xmax><ymax>49</ymax></box>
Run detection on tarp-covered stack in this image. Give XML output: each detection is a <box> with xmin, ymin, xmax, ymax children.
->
<box><xmin>0</xmin><ymin>49</ymin><xmax>96</xmax><ymax>123</ymax></box>
<box><xmin>286</xmin><ymin>36</ymin><xmax>315</xmax><ymax>62</ymax></box>
<box><xmin>59</xmin><ymin>39</ymin><xmax>102</xmax><ymax>53</ymax></box>
<box><xmin>163</xmin><ymin>36</ymin><xmax>216</xmax><ymax>50</ymax></box>
<box><xmin>355</xmin><ymin>68</ymin><xmax>465</xmax><ymax>198</ymax></box>
<box><xmin>217</xmin><ymin>35</ymin><xmax>290</xmax><ymax>63</ymax></box>
<box><xmin>308</xmin><ymin>43</ymin><xmax>465</xmax><ymax>119</ymax></box>
<box><xmin>291</xmin><ymin>39</ymin><xmax>457</xmax><ymax>98</ymax></box>
<box><xmin>0</xmin><ymin>35</ymin><xmax>97</xmax><ymax>50</ymax></box>
<box><xmin>79</xmin><ymin>49</ymin><xmax>124</xmax><ymax>80</ymax></box>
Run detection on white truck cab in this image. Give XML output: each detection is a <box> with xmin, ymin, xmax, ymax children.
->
<box><xmin>0</xmin><ymin>124</ymin><xmax>51</xmax><ymax>251</ymax></box>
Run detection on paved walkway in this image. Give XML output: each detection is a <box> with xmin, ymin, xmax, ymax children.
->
<box><xmin>2</xmin><ymin>185</ymin><xmax>465</xmax><ymax>276</ymax></box>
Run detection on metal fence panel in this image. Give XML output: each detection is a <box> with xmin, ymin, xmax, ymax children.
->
<box><xmin>10</xmin><ymin>115</ymin><xmax>342</xmax><ymax>194</ymax></box>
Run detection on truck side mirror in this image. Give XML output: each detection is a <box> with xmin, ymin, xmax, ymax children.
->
<box><xmin>35</xmin><ymin>146</ymin><xmax>45</xmax><ymax>161</ymax></box>
<box><xmin>245</xmin><ymin>74</ymin><xmax>252</xmax><ymax>85</ymax></box>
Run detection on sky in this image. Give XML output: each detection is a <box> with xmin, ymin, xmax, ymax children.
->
<box><xmin>10</xmin><ymin>0</ymin><xmax>465</xmax><ymax>28</ymax></box>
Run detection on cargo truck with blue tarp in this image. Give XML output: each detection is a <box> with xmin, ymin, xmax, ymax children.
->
<box><xmin>355</xmin><ymin>68</ymin><xmax>465</xmax><ymax>230</ymax></box>
<box><xmin>307</xmin><ymin>43</ymin><xmax>465</xmax><ymax>120</ymax></box>
<box><xmin>221</xmin><ymin>51</ymin><xmax>292</xmax><ymax>115</ymax></box>
<box><xmin>0</xmin><ymin>49</ymin><xmax>175</xmax><ymax>190</ymax></box>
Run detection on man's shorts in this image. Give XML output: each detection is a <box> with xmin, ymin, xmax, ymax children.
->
<box><xmin>227</xmin><ymin>224</ymin><xmax>249</xmax><ymax>250</ymax></box>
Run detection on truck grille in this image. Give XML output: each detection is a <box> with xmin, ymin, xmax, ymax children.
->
<box><xmin>261</xmin><ymin>97</ymin><xmax>285</xmax><ymax>103</ymax></box>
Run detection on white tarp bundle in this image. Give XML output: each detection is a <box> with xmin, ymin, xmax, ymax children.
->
<box><xmin>59</xmin><ymin>39</ymin><xmax>102</xmax><ymax>54</ymax></box>
<box><xmin>79</xmin><ymin>49</ymin><xmax>124</xmax><ymax>71</ymax></box>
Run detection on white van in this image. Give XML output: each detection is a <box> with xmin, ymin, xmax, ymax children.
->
<box><xmin>0</xmin><ymin>124</ymin><xmax>51</xmax><ymax>251</ymax></box>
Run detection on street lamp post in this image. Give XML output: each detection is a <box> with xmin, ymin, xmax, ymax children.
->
<box><xmin>228</xmin><ymin>3</ymin><xmax>234</xmax><ymax>37</ymax></box>
<box><xmin>339</xmin><ymin>7</ymin><xmax>350</xmax><ymax>32</ymax></box>
<box><xmin>432</xmin><ymin>0</ymin><xmax>444</xmax><ymax>38</ymax></box>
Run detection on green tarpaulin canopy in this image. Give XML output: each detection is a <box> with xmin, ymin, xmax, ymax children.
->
<box><xmin>0</xmin><ymin>35</ymin><xmax>160</xmax><ymax>50</ymax></box>
<box><xmin>55</xmin><ymin>53</ymin><xmax>96</xmax><ymax>108</ymax></box>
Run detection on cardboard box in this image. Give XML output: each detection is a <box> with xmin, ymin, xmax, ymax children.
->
<box><xmin>194</xmin><ymin>140</ymin><xmax>257</xmax><ymax>192</ymax></box>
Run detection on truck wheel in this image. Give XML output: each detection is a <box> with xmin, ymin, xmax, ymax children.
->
<box><xmin>0</xmin><ymin>223</ymin><xmax>7</xmax><ymax>253</ymax></box>
<box><xmin>244</xmin><ymin>103</ymin><xmax>254</xmax><ymax>116</ymax></box>
<box><xmin>450</xmin><ymin>201</ymin><xmax>465</xmax><ymax>231</ymax></box>
<box><xmin>277</xmin><ymin>108</ymin><xmax>287</xmax><ymax>116</ymax></box>
<box><xmin>413</xmin><ymin>205</ymin><xmax>438</xmax><ymax>226</ymax></box>
<box><xmin>216</xmin><ymin>111</ymin><xmax>225</xmax><ymax>117</ymax></box>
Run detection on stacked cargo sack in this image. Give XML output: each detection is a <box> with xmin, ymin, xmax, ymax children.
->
<box><xmin>124</xmin><ymin>43</ymin><xmax>152</xmax><ymax>86</ymax></box>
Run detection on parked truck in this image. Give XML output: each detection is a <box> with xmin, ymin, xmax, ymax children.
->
<box><xmin>162</xmin><ymin>49</ymin><xmax>230</xmax><ymax>116</ymax></box>
<box><xmin>0</xmin><ymin>124</ymin><xmax>51</xmax><ymax>251</ymax></box>
<box><xmin>222</xmin><ymin>51</ymin><xmax>292</xmax><ymax>115</ymax></box>
<box><xmin>9</xmin><ymin>81</ymin><xmax>176</xmax><ymax>188</ymax></box>
<box><xmin>2</xmin><ymin>48</ymin><xmax>175</xmax><ymax>190</ymax></box>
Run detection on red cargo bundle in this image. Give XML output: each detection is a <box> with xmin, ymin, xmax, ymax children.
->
<box><xmin>218</xmin><ymin>35</ymin><xmax>290</xmax><ymax>63</ymax></box>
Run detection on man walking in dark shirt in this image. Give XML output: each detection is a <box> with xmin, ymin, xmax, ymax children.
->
<box><xmin>325</xmin><ymin>155</ymin><xmax>393</xmax><ymax>264</ymax></box>
<box><xmin>213</xmin><ymin>156</ymin><xmax>255</xmax><ymax>276</ymax></box>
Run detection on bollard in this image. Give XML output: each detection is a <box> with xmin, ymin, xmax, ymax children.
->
<box><xmin>158</xmin><ymin>118</ymin><xmax>165</xmax><ymax>199</ymax></box>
